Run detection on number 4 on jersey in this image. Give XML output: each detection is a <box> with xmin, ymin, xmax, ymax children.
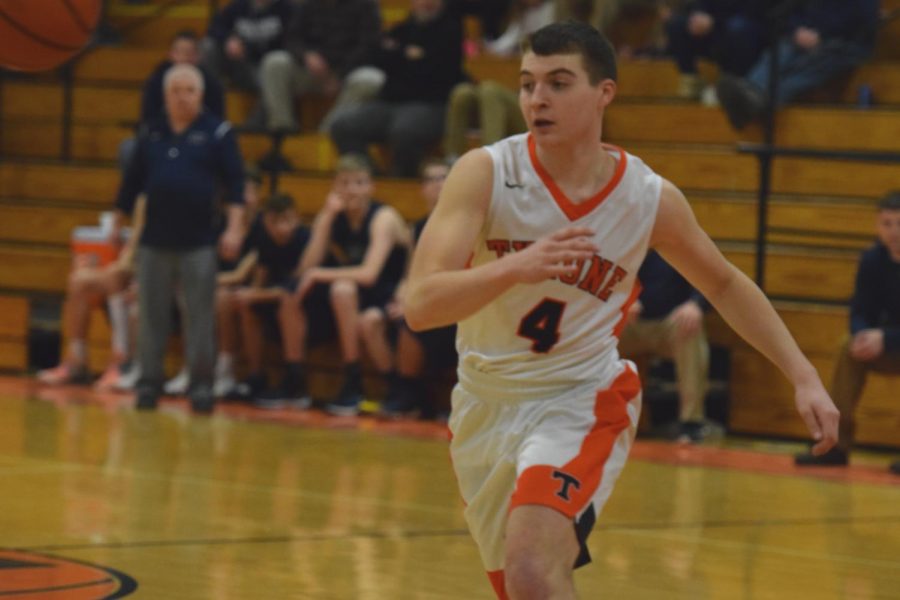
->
<box><xmin>518</xmin><ymin>298</ymin><xmax>566</xmax><ymax>353</ymax></box>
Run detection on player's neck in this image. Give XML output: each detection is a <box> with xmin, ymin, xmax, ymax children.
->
<box><xmin>534</xmin><ymin>138</ymin><xmax>615</xmax><ymax>201</ymax></box>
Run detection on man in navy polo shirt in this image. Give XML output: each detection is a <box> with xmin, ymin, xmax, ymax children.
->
<box><xmin>115</xmin><ymin>63</ymin><xmax>246</xmax><ymax>413</ymax></box>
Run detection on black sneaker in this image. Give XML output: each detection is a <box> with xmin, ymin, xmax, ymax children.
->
<box><xmin>794</xmin><ymin>447</ymin><xmax>849</xmax><ymax>467</ymax></box>
<box><xmin>254</xmin><ymin>367</ymin><xmax>311</xmax><ymax>410</ymax></box>
<box><xmin>135</xmin><ymin>390</ymin><xmax>158</xmax><ymax>411</ymax></box>
<box><xmin>190</xmin><ymin>392</ymin><xmax>215</xmax><ymax>415</ymax></box>
<box><xmin>889</xmin><ymin>461</ymin><xmax>900</xmax><ymax>475</ymax></box>
<box><xmin>325</xmin><ymin>379</ymin><xmax>363</xmax><ymax>416</ymax></box>
<box><xmin>715</xmin><ymin>75</ymin><xmax>765</xmax><ymax>130</ymax></box>
<box><xmin>381</xmin><ymin>378</ymin><xmax>420</xmax><ymax>419</ymax></box>
<box><xmin>254</xmin><ymin>388</ymin><xmax>312</xmax><ymax>410</ymax></box>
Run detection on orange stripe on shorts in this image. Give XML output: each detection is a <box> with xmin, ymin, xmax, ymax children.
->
<box><xmin>509</xmin><ymin>366</ymin><xmax>640</xmax><ymax>518</ymax></box>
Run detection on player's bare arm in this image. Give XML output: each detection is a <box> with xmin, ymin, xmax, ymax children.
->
<box><xmin>405</xmin><ymin>150</ymin><xmax>597</xmax><ymax>331</ymax></box>
<box><xmin>650</xmin><ymin>179</ymin><xmax>840</xmax><ymax>454</ymax></box>
<box><xmin>298</xmin><ymin>191</ymin><xmax>344</xmax><ymax>274</ymax></box>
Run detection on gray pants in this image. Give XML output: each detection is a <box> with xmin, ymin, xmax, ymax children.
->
<box><xmin>330</xmin><ymin>100</ymin><xmax>446</xmax><ymax>178</ymax></box>
<box><xmin>137</xmin><ymin>245</ymin><xmax>217</xmax><ymax>399</ymax></box>
<box><xmin>260</xmin><ymin>49</ymin><xmax>385</xmax><ymax>131</ymax></box>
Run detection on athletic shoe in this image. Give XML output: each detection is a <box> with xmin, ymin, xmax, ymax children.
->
<box><xmin>37</xmin><ymin>363</ymin><xmax>90</xmax><ymax>386</ymax></box>
<box><xmin>794</xmin><ymin>447</ymin><xmax>849</xmax><ymax>466</ymax></box>
<box><xmin>93</xmin><ymin>363</ymin><xmax>122</xmax><ymax>391</ymax></box>
<box><xmin>114</xmin><ymin>364</ymin><xmax>141</xmax><ymax>391</ymax></box>
<box><xmin>164</xmin><ymin>368</ymin><xmax>190</xmax><ymax>395</ymax></box>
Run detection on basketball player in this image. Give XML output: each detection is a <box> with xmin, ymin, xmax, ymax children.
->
<box><xmin>405</xmin><ymin>22</ymin><xmax>840</xmax><ymax>600</ymax></box>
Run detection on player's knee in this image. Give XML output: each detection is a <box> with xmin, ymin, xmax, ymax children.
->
<box><xmin>329</xmin><ymin>279</ymin><xmax>358</xmax><ymax>303</ymax></box>
<box><xmin>504</xmin><ymin>551</ymin><xmax>557</xmax><ymax>600</ymax></box>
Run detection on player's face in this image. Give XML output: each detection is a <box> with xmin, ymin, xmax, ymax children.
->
<box><xmin>411</xmin><ymin>0</ymin><xmax>442</xmax><ymax>21</ymax></box>
<box><xmin>519</xmin><ymin>51</ymin><xmax>615</xmax><ymax>144</ymax></box>
<box><xmin>164</xmin><ymin>74</ymin><xmax>202</xmax><ymax>122</ymax></box>
<box><xmin>876</xmin><ymin>208</ymin><xmax>900</xmax><ymax>259</ymax></box>
<box><xmin>264</xmin><ymin>210</ymin><xmax>299</xmax><ymax>246</ymax></box>
<box><xmin>421</xmin><ymin>165</ymin><xmax>449</xmax><ymax>212</ymax></box>
<box><xmin>334</xmin><ymin>170</ymin><xmax>373</xmax><ymax>215</ymax></box>
<box><xmin>169</xmin><ymin>39</ymin><xmax>199</xmax><ymax>65</ymax></box>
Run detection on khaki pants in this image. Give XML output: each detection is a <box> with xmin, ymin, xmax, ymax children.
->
<box><xmin>443</xmin><ymin>81</ymin><xmax>526</xmax><ymax>157</ymax></box>
<box><xmin>830</xmin><ymin>336</ymin><xmax>900</xmax><ymax>452</ymax></box>
<box><xmin>261</xmin><ymin>50</ymin><xmax>385</xmax><ymax>131</ymax></box>
<box><xmin>618</xmin><ymin>317</ymin><xmax>709</xmax><ymax>422</ymax></box>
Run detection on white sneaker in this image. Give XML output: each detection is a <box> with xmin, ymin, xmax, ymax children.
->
<box><xmin>114</xmin><ymin>364</ymin><xmax>141</xmax><ymax>391</ymax></box>
<box><xmin>213</xmin><ymin>372</ymin><xmax>237</xmax><ymax>398</ymax></box>
<box><xmin>164</xmin><ymin>367</ymin><xmax>190</xmax><ymax>395</ymax></box>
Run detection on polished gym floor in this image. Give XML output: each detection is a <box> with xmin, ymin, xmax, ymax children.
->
<box><xmin>1</xmin><ymin>376</ymin><xmax>899</xmax><ymax>599</ymax></box>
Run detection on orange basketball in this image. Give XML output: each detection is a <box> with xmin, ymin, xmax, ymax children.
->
<box><xmin>0</xmin><ymin>0</ymin><xmax>102</xmax><ymax>72</ymax></box>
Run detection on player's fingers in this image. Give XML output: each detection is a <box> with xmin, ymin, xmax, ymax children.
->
<box><xmin>797</xmin><ymin>405</ymin><xmax>823</xmax><ymax>444</ymax></box>
<box><xmin>551</xmin><ymin>227</ymin><xmax>594</xmax><ymax>241</ymax></box>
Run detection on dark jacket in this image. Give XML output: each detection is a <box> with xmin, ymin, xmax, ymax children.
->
<box><xmin>849</xmin><ymin>242</ymin><xmax>900</xmax><ymax>353</ymax></box>
<box><xmin>116</xmin><ymin>113</ymin><xmax>245</xmax><ymax>249</ymax></box>
<box><xmin>140</xmin><ymin>61</ymin><xmax>225</xmax><ymax>124</ymax></box>
<box><xmin>284</xmin><ymin>0</ymin><xmax>381</xmax><ymax>78</ymax></box>
<box><xmin>207</xmin><ymin>0</ymin><xmax>293</xmax><ymax>62</ymax></box>
<box><xmin>789</xmin><ymin>0</ymin><xmax>880</xmax><ymax>47</ymax></box>
<box><xmin>376</xmin><ymin>9</ymin><xmax>466</xmax><ymax>103</ymax></box>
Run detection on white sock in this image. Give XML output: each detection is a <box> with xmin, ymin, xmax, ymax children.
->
<box><xmin>68</xmin><ymin>339</ymin><xmax>86</xmax><ymax>364</ymax></box>
<box><xmin>108</xmin><ymin>293</ymin><xmax>130</xmax><ymax>359</ymax></box>
<box><xmin>216</xmin><ymin>352</ymin><xmax>234</xmax><ymax>376</ymax></box>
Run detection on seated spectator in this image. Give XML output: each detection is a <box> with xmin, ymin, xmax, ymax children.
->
<box><xmin>288</xmin><ymin>155</ymin><xmax>411</xmax><ymax>415</ymax></box>
<box><xmin>201</xmin><ymin>0</ymin><xmax>292</xmax><ymax>92</ymax></box>
<box><xmin>716</xmin><ymin>0</ymin><xmax>880</xmax><ymax>129</ymax></box>
<box><xmin>443</xmin><ymin>0</ymin><xmax>551</xmax><ymax>160</ymax></box>
<box><xmin>665</xmin><ymin>0</ymin><xmax>766</xmax><ymax>102</ymax></box>
<box><xmin>37</xmin><ymin>200</ymin><xmax>145</xmax><ymax>390</ymax></box>
<box><xmin>382</xmin><ymin>158</ymin><xmax>457</xmax><ymax>418</ymax></box>
<box><xmin>618</xmin><ymin>249</ymin><xmax>717</xmax><ymax>442</ymax></box>
<box><xmin>119</xmin><ymin>30</ymin><xmax>226</xmax><ymax>170</ymax></box>
<box><xmin>330</xmin><ymin>0</ymin><xmax>467</xmax><ymax>178</ymax></box>
<box><xmin>225</xmin><ymin>194</ymin><xmax>315</xmax><ymax>408</ymax></box>
<box><xmin>795</xmin><ymin>192</ymin><xmax>900</xmax><ymax>471</ymax></box>
<box><xmin>258</xmin><ymin>0</ymin><xmax>383</xmax><ymax>133</ymax></box>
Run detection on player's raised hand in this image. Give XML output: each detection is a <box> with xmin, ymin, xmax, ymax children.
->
<box><xmin>794</xmin><ymin>380</ymin><xmax>840</xmax><ymax>455</ymax></box>
<box><xmin>509</xmin><ymin>227</ymin><xmax>596</xmax><ymax>284</ymax></box>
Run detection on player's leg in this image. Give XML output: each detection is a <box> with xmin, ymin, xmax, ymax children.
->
<box><xmin>504</xmin><ymin>505</ymin><xmax>580</xmax><ymax>600</ymax></box>
<box><xmin>326</xmin><ymin>278</ymin><xmax>365</xmax><ymax>415</ymax></box>
<box><xmin>38</xmin><ymin>263</ymin><xmax>108</xmax><ymax>384</ymax></box>
<box><xmin>504</xmin><ymin>366</ymin><xmax>643</xmax><ymax>598</ymax></box>
<box><xmin>213</xmin><ymin>287</ymin><xmax>240</xmax><ymax>396</ymax></box>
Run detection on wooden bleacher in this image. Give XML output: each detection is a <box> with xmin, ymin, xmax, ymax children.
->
<box><xmin>0</xmin><ymin>0</ymin><xmax>898</xmax><ymax>446</ymax></box>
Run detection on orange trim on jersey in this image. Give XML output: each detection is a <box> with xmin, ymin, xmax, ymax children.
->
<box><xmin>527</xmin><ymin>134</ymin><xmax>628</xmax><ymax>221</ymax></box>
<box><xmin>612</xmin><ymin>280</ymin><xmax>643</xmax><ymax>338</ymax></box>
<box><xmin>487</xmin><ymin>570</ymin><xmax>509</xmax><ymax>599</ymax></box>
<box><xmin>509</xmin><ymin>366</ymin><xmax>640</xmax><ymax>518</ymax></box>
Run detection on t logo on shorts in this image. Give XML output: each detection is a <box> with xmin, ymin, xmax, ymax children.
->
<box><xmin>552</xmin><ymin>470</ymin><xmax>581</xmax><ymax>502</ymax></box>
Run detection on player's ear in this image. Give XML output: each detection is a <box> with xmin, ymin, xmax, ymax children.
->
<box><xmin>598</xmin><ymin>79</ymin><xmax>617</xmax><ymax>110</ymax></box>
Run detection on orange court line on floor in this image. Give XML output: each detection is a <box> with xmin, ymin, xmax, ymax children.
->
<box><xmin>2</xmin><ymin>375</ymin><xmax>897</xmax><ymax>487</ymax></box>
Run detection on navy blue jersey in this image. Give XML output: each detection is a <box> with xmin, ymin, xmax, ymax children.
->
<box><xmin>116</xmin><ymin>112</ymin><xmax>245</xmax><ymax>249</ymax></box>
<box><xmin>330</xmin><ymin>201</ymin><xmax>407</xmax><ymax>288</ymax></box>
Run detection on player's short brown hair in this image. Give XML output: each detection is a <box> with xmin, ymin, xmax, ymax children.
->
<box><xmin>522</xmin><ymin>21</ymin><xmax>617</xmax><ymax>85</ymax></box>
<box><xmin>335</xmin><ymin>154</ymin><xmax>373</xmax><ymax>176</ymax></box>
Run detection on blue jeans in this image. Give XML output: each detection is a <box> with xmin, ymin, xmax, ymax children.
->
<box><xmin>747</xmin><ymin>39</ymin><xmax>872</xmax><ymax>106</ymax></box>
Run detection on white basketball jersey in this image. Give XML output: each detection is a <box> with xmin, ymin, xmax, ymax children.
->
<box><xmin>457</xmin><ymin>133</ymin><xmax>662</xmax><ymax>400</ymax></box>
